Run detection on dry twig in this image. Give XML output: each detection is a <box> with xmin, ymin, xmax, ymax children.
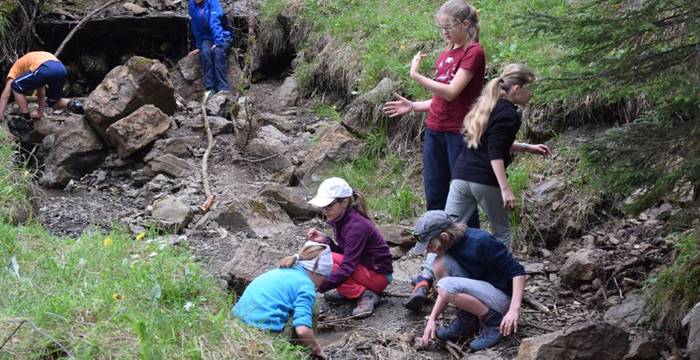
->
<box><xmin>199</xmin><ymin>91</ymin><xmax>216</xmax><ymax>212</ymax></box>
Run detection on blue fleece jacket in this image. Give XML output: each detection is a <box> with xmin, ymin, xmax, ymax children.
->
<box><xmin>232</xmin><ymin>265</ymin><xmax>316</xmax><ymax>331</ymax></box>
<box><xmin>188</xmin><ymin>0</ymin><xmax>232</xmax><ymax>48</ymax></box>
<box><xmin>447</xmin><ymin>228</ymin><xmax>526</xmax><ymax>296</ymax></box>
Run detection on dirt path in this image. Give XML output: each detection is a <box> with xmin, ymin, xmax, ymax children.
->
<box><xmin>34</xmin><ymin>79</ymin><xmax>669</xmax><ymax>359</ymax></box>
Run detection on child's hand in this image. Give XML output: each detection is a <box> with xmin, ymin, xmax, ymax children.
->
<box><xmin>383</xmin><ymin>93</ymin><xmax>412</xmax><ymax>118</ymax></box>
<box><xmin>188</xmin><ymin>49</ymin><xmax>200</xmax><ymax>56</ymax></box>
<box><xmin>501</xmin><ymin>188</ymin><xmax>516</xmax><ymax>210</ymax></box>
<box><xmin>410</xmin><ymin>52</ymin><xmax>427</xmax><ymax>78</ymax></box>
<box><xmin>421</xmin><ymin>319</ymin><xmax>437</xmax><ymax>349</ymax></box>
<box><xmin>30</xmin><ymin>110</ymin><xmax>42</xmax><ymax>120</ymax></box>
<box><xmin>307</xmin><ymin>228</ymin><xmax>326</xmax><ymax>243</ymax></box>
<box><xmin>500</xmin><ymin>307</ymin><xmax>520</xmax><ymax>336</ymax></box>
<box><xmin>528</xmin><ymin>143</ymin><xmax>551</xmax><ymax>157</ymax></box>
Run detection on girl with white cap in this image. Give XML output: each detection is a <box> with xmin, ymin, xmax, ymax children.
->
<box><xmin>232</xmin><ymin>241</ymin><xmax>333</xmax><ymax>359</ymax></box>
<box><xmin>307</xmin><ymin>177</ymin><xmax>393</xmax><ymax>318</ymax></box>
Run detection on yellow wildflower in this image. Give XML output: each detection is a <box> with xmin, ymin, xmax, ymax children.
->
<box><xmin>103</xmin><ymin>238</ymin><xmax>113</xmax><ymax>247</ymax></box>
<box><xmin>135</xmin><ymin>232</ymin><xmax>146</xmax><ymax>241</ymax></box>
<box><xmin>112</xmin><ymin>293</ymin><xmax>123</xmax><ymax>301</ymax></box>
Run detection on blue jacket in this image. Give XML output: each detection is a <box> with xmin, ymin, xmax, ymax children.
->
<box><xmin>232</xmin><ymin>265</ymin><xmax>316</xmax><ymax>332</ymax></box>
<box><xmin>188</xmin><ymin>0</ymin><xmax>232</xmax><ymax>48</ymax></box>
<box><xmin>447</xmin><ymin>228</ymin><xmax>526</xmax><ymax>296</ymax></box>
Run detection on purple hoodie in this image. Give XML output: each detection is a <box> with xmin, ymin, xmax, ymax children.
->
<box><xmin>319</xmin><ymin>207</ymin><xmax>393</xmax><ymax>292</ymax></box>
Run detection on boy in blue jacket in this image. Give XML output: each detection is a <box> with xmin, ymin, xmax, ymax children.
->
<box><xmin>413</xmin><ymin>210</ymin><xmax>526</xmax><ymax>351</ymax></box>
<box><xmin>188</xmin><ymin>0</ymin><xmax>233</xmax><ymax>93</ymax></box>
<box><xmin>233</xmin><ymin>241</ymin><xmax>332</xmax><ymax>359</ymax></box>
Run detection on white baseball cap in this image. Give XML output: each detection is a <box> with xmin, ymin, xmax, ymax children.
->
<box><xmin>308</xmin><ymin>177</ymin><xmax>353</xmax><ymax>208</ymax></box>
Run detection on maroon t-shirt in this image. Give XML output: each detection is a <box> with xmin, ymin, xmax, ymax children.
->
<box><xmin>425</xmin><ymin>42</ymin><xmax>485</xmax><ymax>134</ymax></box>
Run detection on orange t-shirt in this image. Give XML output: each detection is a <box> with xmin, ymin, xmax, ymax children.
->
<box><xmin>6</xmin><ymin>52</ymin><xmax>58</xmax><ymax>81</ymax></box>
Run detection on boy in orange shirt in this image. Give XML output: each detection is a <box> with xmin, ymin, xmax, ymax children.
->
<box><xmin>0</xmin><ymin>51</ymin><xmax>83</xmax><ymax>141</ymax></box>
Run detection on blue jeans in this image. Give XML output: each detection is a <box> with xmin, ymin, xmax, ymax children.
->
<box><xmin>422</xmin><ymin>129</ymin><xmax>480</xmax><ymax>228</ymax></box>
<box><xmin>199</xmin><ymin>39</ymin><xmax>232</xmax><ymax>92</ymax></box>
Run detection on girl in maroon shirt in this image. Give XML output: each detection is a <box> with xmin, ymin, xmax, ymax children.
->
<box><xmin>383</xmin><ymin>0</ymin><xmax>485</xmax><ymax>310</ymax></box>
<box><xmin>383</xmin><ymin>0</ymin><xmax>484</xmax><ymax>215</ymax></box>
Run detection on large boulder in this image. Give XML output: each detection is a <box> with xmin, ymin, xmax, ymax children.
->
<box><xmin>84</xmin><ymin>56</ymin><xmax>176</xmax><ymax>140</ymax></box>
<box><xmin>604</xmin><ymin>294</ymin><xmax>646</xmax><ymax>328</ymax></box>
<box><xmin>297</xmin><ymin>125</ymin><xmax>365</xmax><ymax>183</ymax></box>
<box><xmin>272</xmin><ymin>76</ymin><xmax>299</xmax><ymax>109</ymax></box>
<box><xmin>105</xmin><ymin>105</ymin><xmax>171</xmax><ymax>159</ymax></box>
<box><xmin>559</xmin><ymin>248</ymin><xmax>606</xmax><ymax>287</ymax></box>
<box><xmin>244</xmin><ymin>139</ymin><xmax>293</xmax><ymax>173</ymax></box>
<box><xmin>218</xmin><ymin>243</ymin><xmax>287</xmax><ymax>293</ymax></box>
<box><xmin>379</xmin><ymin>224</ymin><xmax>415</xmax><ymax>247</ymax></box>
<box><xmin>516</xmin><ymin>321</ymin><xmax>629</xmax><ymax>360</ymax></box>
<box><xmin>686</xmin><ymin>301</ymin><xmax>700</xmax><ymax>360</ymax></box>
<box><xmin>144</xmin><ymin>136</ymin><xmax>199</xmax><ymax>162</ymax></box>
<box><xmin>171</xmin><ymin>51</ymin><xmax>242</xmax><ymax>101</ymax></box>
<box><xmin>214</xmin><ymin>197</ymin><xmax>290</xmax><ymax>238</ymax></box>
<box><xmin>342</xmin><ymin>77</ymin><xmax>398</xmax><ymax>136</ymax></box>
<box><xmin>39</xmin><ymin>116</ymin><xmax>106</xmax><ymax>188</ymax></box>
<box><xmin>258</xmin><ymin>183</ymin><xmax>320</xmax><ymax>222</ymax></box>
<box><xmin>145</xmin><ymin>154</ymin><xmax>193</xmax><ymax>178</ymax></box>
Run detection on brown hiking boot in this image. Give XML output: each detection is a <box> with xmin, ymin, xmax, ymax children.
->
<box><xmin>352</xmin><ymin>289</ymin><xmax>379</xmax><ymax>318</ymax></box>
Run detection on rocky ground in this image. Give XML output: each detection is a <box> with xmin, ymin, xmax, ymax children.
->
<box><xmin>14</xmin><ymin>1</ymin><xmax>698</xmax><ymax>359</ymax></box>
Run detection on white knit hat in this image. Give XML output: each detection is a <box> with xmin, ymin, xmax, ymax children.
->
<box><xmin>297</xmin><ymin>241</ymin><xmax>333</xmax><ymax>276</ymax></box>
<box><xmin>308</xmin><ymin>177</ymin><xmax>353</xmax><ymax>208</ymax></box>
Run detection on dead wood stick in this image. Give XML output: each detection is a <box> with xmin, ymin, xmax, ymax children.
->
<box><xmin>521</xmin><ymin>320</ymin><xmax>555</xmax><ymax>333</ymax></box>
<box><xmin>54</xmin><ymin>0</ymin><xmax>120</xmax><ymax>57</ymax></box>
<box><xmin>524</xmin><ymin>295</ymin><xmax>550</xmax><ymax>313</ymax></box>
<box><xmin>234</xmin><ymin>153</ymin><xmax>279</xmax><ymax>164</ymax></box>
<box><xmin>381</xmin><ymin>291</ymin><xmax>410</xmax><ymax>298</ymax></box>
<box><xmin>444</xmin><ymin>340</ymin><xmax>463</xmax><ymax>359</ymax></box>
<box><xmin>604</xmin><ymin>258</ymin><xmax>643</xmax><ymax>276</ymax></box>
<box><xmin>199</xmin><ymin>92</ymin><xmax>216</xmax><ymax>213</ymax></box>
<box><xmin>0</xmin><ymin>319</ymin><xmax>26</xmax><ymax>351</ymax></box>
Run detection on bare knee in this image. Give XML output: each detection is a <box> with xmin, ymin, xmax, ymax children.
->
<box><xmin>433</xmin><ymin>257</ymin><xmax>447</xmax><ymax>280</ymax></box>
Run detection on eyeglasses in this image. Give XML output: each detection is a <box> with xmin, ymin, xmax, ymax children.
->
<box><xmin>437</xmin><ymin>23</ymin><xmax>459</xmax><ymax>33</ymax></box>
<box><xmin>322</xmin><ymin>199</ymin><xmax>339</xmax><ymax>211</ymax></box>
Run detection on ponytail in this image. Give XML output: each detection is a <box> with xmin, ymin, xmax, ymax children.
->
<box><xmin>278</xmin><ymin>245</ymin><xmax>326</xmax><ymax>268</ymax></box>
<box><xmin>437</xmin><ymin>0</ymin><xmax>480</xmax><ymax>42</ymax></box>
<box><xmin>350</xmin><ymin>190</ymin><xmax>372</xmax><ymax>222</ymax></box>
<box><xmin>463</xmin><ymin>63</ymin><xmax>536</xmax><ymax>148</ymax></box>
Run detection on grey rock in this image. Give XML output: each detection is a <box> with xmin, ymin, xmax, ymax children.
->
<box><xmin>218</xmin><ymin>243</ymin><xmax>287</xmax><ymax>292</ymax></box>
<box><xmin>123</xmin><ymin>2</ymin><xmax>147</xmax><ymax>15</ymax></box>
<box><xmin>297</xmin><ymin>125</ymin><xmax>365</xmax><ymax>182</ymax></box>
<box><xmin>257</xmin><ymin>112</ymin><xmax>294</xmax><ymax>132</ymax></box>
<box><xmin>146</xmin><ymin>154</ymin><xmax>192</xmax><ymax>178</ymax></box>
<box><xmin>516</xmin><ymin>321</ymin><xmax>629</xmax><ymax>360</ymax></box>
<box><xmin>151</xmin><ymin>196</ymin><xmax>193</xmax><ymax>232</ymax></box>
<box><xmin>258</xmin><ymin>183</ymin><xmax>320</xmax><ymax>222</ymax></box>
<box><xmin>686</xmin><ymin>301</ymin><xmax>700</xmax><ymax>360</ymax></box>
<box><xmin>272</xmin><ymin>76</ymin><xmax>299</xmax><ymax>109</ymax></box>
<box><xmin>559</xmin><ymin>248</ymin><xmax>606</xmax><ymax>287</ymax></box>
<box><xmin>206</xmin><ymin>90</ymin><xmax>235</xmax><ymax>118</ymax></box>
<box><xmin>144</xmin><ymin>136</ymin><xmax>198</xmax><ymax>162</ymax></box>
<box><xmin>379</xmin><ymin>224</ymin><xmax>415</xmax><ymax>247</ymax></box>
<box><xmin>244</xmin><ymin>139</ymin><xmax>293</xmax><ymax>173</ymax></box>
<box><xmin>604</xmin><ymin>294</ymin><xmax>646</xmax><ymax>328</ymax></box>
<box><xmin>38</xmin><ymin>116</ymin><xmax>106</xmax><ymax>188</ymax></box>
<box><xmin>342</xmin><ymin>77</ymin><xmax>397</xmax><ymax>136</ymax></box>
<box><xmin>105</xmin><ymin>105</ymin><xmax>171</xmax><ymax>158</ymax></box>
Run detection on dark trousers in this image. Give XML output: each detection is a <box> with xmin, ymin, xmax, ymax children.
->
<box><xmin>199</xmin><ymin>39</ymin><xmax>232</xmax><ymax>92</ymax></box>
<box><xmin>422</xmin><ymin>128</ymin><xmax>480</xmax><ymax>228</ymax></box>
<box><xmin>11</xmin><ymin>60</ymin><xmax>67</xmax><ymax>107</ymax></box>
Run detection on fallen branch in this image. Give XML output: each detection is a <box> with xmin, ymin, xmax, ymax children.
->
<box><xmin>54</xmin><ymin>0</ymin><xmax>120</xmax><ymax>57</ymax></box>
<box><xmin>199</xmin><ymin>91</ymin><xmax>216</xmax><ymax>213</ymax></box>
<box><xmin>521</xmin><ymin>320</ymin><xmax>555</xmax><ymax>333</ymax></box>
<box><xmin>233</xmin><ymin>153</ymin><xmax>279</xmax><ymax>164</ymax></box>
<box><xmin>524</xmin><ymin>295</ymin><xmax>550</xmax><ymax>314</ymax></box>
<box><xmin>444</xmin><ymin>340</ymin><xmax>463</xmax><ymax>359</ymax></box>
<box><xmin>0</xmin><ymin>318</ymin><xmax>74</xmax><ymax>358</ymax></box>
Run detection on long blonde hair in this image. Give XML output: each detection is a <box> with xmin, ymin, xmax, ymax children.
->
<box><xmin>463</xmin><ymin>64</ymin><xmax>536</xmax><ymax>148</ymax></box>
<box><xmin>278</xmin><ymin>244</ymin><xmax>327</xmax><ymax>269</ymax></box>
<box><xmin>436</xmin><ymin>0</ymin><xmax>480</xmax><ymax>42</ymax></box>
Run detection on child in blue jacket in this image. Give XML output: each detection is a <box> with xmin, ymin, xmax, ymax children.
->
<box><xmin>232</xmin><ymin>241</ymin><xmax>332</xmax><ymax>359</ymax></box>
<box><xmin>188</xmin><ymin>0</ymin><xmax>233</xmax><ymax>93</ymax></box>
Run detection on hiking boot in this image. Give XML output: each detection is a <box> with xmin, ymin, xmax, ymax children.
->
<box><xmin>351</xmin><ymin>289</ymin><xmax>379</xmax><ymax>318</ymax></box>
<box><xmin>67</xmin><ymin>99</ymin><xmax>84</xmax><ymax>114</ymax></box>
<box><xmin>404</xmin><ymin>276</ymin><xmax>432</xmax><ymax>311</ymax></box>
<box><xmin>469</xmin><ymin>309</ymin><xmax>503</xmax><ymax>351</ymax></box>
<box><xmin>436</xmin><ymin>310</ymin><xmax>479</xmax><ymax>341</ymax></box>
<box><xmin>323</xmin><ymin>290</ymin><xmax>350</xmax><ymax>303</ymax></box>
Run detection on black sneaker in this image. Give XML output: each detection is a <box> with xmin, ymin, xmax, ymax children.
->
<box><xmin>7</xmin><ymin>114</ymin><xmax>34</xmax><ymax>143</ymax></box>
<box><xmin>67</xmin><ymin>99</ymin><xmax>84</xmax><ymax>114</ymax></box>
<box><xmin>404</xmin><ymin>282</ymin><xmax>430</xmax><ymax>312</ymax></box>
<box><xmin>323</xmin><ymin>290</ymin><xmax>350</xmax><ymax>303</ymax></box>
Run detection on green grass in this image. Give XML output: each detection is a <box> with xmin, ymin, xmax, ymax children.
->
<box><xmin>312</xmin><ymin>103</ymin><xmax>342</xmax><ymax>123</ymax></box>
<box><xmin>0</xmin><ymin>137</ymin><xmax>305</xmax><ymax>359</ymax></box>
<box><xmin>645</xmin><ymin>230</ymin><xmax>700</xmax><ymax>333</ymax></box>
<box><xmin>263</xmin><ymin>0</ymin><xmax>570</xmax><ymax>102</ymax></box>
<box><xmin>330</xmin><ymin>154</ymin><xmax>422</xmax><ymax>223</ymax></box>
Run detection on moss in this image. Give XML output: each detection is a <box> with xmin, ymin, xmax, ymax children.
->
<box><xmin>249</xmin><ymin>200</ymin><xmax>276</xmax><ymax>220</ymax></box>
